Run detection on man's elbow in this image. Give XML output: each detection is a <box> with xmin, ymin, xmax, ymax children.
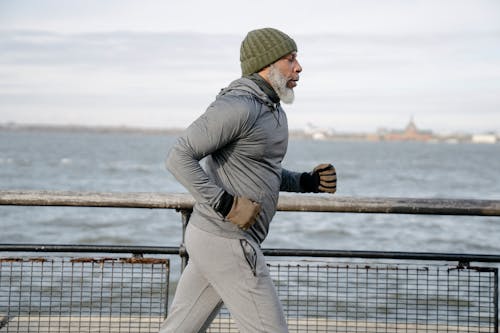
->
<box><xmin>165</xmin><ymin>147</ymin><xmax>178</xmax><ymax>174</ymax></box>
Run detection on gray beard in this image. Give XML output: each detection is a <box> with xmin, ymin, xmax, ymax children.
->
<box><xmin>268</xmin><ymin>64</ymin><xmax>295</xmax><ymax>104</ymax></box>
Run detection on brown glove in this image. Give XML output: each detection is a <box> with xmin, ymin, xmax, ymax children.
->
<box><xmin>226</xmin><ymin>196</ymin><xmax>261</xmax><ymax>231</ymax></box>
<box><xmin>314</xmin><ymin>163</ymin><xmax>337</xmax><ymax>193</ymax></box>
<box><xmin>300</xmin><ymin>163</ymin><xmax>337</xmax><ymax>193</ymax></box>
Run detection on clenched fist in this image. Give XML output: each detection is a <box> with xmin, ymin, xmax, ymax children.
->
<box><xmin>300</xmin><ymin>163</ymin><xmax>337</xmax><ymax>194</ymax></box>
<box><xmin>226</xmin><ymin>196</ymin><xmax>261</xmax><ymax>230</ymax></box>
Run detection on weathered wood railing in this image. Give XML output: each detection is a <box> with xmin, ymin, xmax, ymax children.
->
<box><xmin>1</xmin><ymin>190</ymin><xmax>500</xmax><ymax>215</ymax></box>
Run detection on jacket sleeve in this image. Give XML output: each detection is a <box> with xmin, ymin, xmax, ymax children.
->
<box><xmin>166</xmin><ymin>97</ymin><xmax>251</xmax><ymax>207</ymax></box>
<box><xmin>280</xmin><ymin>168</ymin><xmax>304</xmax><ymax>192</ymax></box>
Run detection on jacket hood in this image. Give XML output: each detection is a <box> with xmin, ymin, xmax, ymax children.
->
<box><xmin>217</xmin><ymin>77</ymin><xmax>276</xmax><ymax>108</ymax></box>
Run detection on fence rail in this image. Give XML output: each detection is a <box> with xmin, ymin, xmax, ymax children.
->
<box><xmin>2</xmin><ymin>243</ymin><xmax>500</xmax><ymax>264</ymax></box>
<box><xmin>2</xmin><ymin>190</ymin><xmax>500</xmax><ymax>215</ymax></box>
<box><xmin>1</xmin><ymin>190</ymin><xmax>500</xmax><ymax>332</ymax></box>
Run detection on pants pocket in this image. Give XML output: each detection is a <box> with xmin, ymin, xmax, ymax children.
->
<box><xmin>239</xmin><ymin>239</ymin><xmax>257</xmax><ymax>276</ymax></box>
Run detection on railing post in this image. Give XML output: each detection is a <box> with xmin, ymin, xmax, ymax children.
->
<box><xmin>495</xmin><ymin>268</ymin><xmax>499</xmax><ymax>333</ymax></box>
<box><xmin>179</xmin><ymin>209</ymin><xmax>192</xmax><ymax>272</ymax></box>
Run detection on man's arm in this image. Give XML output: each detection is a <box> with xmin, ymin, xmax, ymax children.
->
<box><xmin>280</xmin><ymin>169</ymin><xmax>303</xmax><ymax>192</ymax></box>
<box><xmin>166</xmin><ymin>97</ymin><xmax>261</xmax><ymax>230</ymax></box>
<box><xmin>166</xmin><ymin>99</ymin><xmax>248</xmax><ymax>207</ymax></box>
<box><xmin>281</xmin><ymin>164</ymin><xmax>337</xmax><ymax>193</ymax></box>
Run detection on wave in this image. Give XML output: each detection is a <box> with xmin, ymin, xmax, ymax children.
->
<box><xmin>0</xmin><ymin>157</ymin><xmax>73</xmax><ymax>167</ymax></box>
<box><xmin>60</xmin><ymin>158</ymin><xmax>73</xmax><ymax>165</ymax></box>
<box><xmin>0</xmin><ymin>157</ymin><xmax>32</xmax><ymax>166</ymax></box>
<box><xmin>102</xmin><ymin>161</ymin><xmax>156</xmax><ymax>174</ymax></box>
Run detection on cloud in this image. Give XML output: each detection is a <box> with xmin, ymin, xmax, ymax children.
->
<box><xmin>0</xmin><ymin>0</ymin><xmax>500</xmax><ymax>35</ymax></box>
<box><xmin>0</xmin><ymin>29</ymin><xmax>499</xmax><ymax>132</ymax></box>
<box><xmin>2</xmin><ymin>0</ymin><xmax>500</xmax><ymax>35</ymax></box>
<box><xmin>0</xmin><ymin>30</ymin><xmax>239</xmax><ymax>68</ymax></box>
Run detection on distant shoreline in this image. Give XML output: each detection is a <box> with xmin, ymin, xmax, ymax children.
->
<box><xmin>0</xmin><ymin>123</ymin><xmax>365</xmax><ymax>142</ymax></box>
<box><xmin>0</xmin><ymin>123</ymin><xmax>367</xmax><ymax>140</ymax></box>
<box><xmin>0</xmin><ymin>123</ymin><xmax>319</xmax><ymax>138</ymax></box>
<box><xmin>1</xmin><ymin>123</ymin><xmax>498</xmax><ymax>144</ymax></box>
<box><xmin>0</xmin><ymin>123</ymin><xmax>185</xmax><ymax>136</ymax></box>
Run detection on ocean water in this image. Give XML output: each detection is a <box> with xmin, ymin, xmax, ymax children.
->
<box><xmin>0</xmin><ymin>129</ymin><xmax>499</xmax><ymax>256</ymax></box>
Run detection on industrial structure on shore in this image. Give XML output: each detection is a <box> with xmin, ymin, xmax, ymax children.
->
<box><xmin>297</xmin><ymin>118</ymin><xmax>499</xmax><ymax>144</ymax></box>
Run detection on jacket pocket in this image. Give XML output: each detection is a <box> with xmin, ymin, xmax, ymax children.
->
<box><xmin>240</xmin><ymin>239</ymin><xmax>257</xmax><ymax>276</ymax></box>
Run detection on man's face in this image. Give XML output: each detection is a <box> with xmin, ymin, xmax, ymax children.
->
<box><xmin>267</xmin><ymin>52</ymin><xmax>302</xmax><ymax>104</ymax></box>
<box><xmin>273</xmin><ymin>52</ymin><xmax>302</xmax><ymax>89</ymax></box>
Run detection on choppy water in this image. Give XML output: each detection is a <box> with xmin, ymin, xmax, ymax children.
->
<box><xmin>0</xmin><ymin>129</ymin><xmax>499</xmax><ymax>255</ymax></box>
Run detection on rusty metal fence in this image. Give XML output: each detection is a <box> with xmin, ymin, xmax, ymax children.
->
<box><xmin>0</xmin><ymin>254</ymin><xmax>169</xmax><ymax>332</ymax></box>
<box><xmin>209</xmin><ymin>259</ymin><xmax>498</xmax><ymax>332</ymax></box>
<box><xmin>1</xmin><ymin>246</ymin><xmax>498</xmax><ymax>333</ymax></box>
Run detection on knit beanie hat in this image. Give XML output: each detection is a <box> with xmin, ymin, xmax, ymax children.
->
<box><xmin>240</xmin><ymin>28</ymin><xmax>297</xmax><ymax>76</ymax></box>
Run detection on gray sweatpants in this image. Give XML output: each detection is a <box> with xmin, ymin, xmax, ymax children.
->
<box><xmin>159</xmin><ymin>222</ymin><xmax>288</xmax><ymax>333</ymax></box>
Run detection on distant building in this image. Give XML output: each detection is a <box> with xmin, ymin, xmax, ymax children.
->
<box><xmin>379</xmin><ymin>117</ymin><xmax>433</xmax><ymax>142</ymax></box>
<box><xmin>304</xmin><ymin>122</ymin><xmax>334</xmax><ymax>141</ymax></box>
<box><xmin>471</xmin><ymin>134</ymin><xmax>497</xmax><ymax>144</ymax></box>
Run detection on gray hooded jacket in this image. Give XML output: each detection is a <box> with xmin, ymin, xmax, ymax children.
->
<box><xmin>166</xmin><ymin>77</ymin><xmax>303</xmax><ymax>244</ymax></box>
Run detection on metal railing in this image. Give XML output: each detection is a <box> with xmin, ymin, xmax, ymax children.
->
<box><xmin>1</xmin><ymin>190</ymin><xmax>500</xmax><ymax>332</ymax></box>
<box><xmin>1</xmin><ymin>253</ymin><xmax>169</xmax><ymax>332</ymax></box>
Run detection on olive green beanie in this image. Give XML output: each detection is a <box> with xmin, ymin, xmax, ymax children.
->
<box><xmin>240</xmin><ymin>27</ymin><xmax>297</xmax><ymax>76</ymax></box>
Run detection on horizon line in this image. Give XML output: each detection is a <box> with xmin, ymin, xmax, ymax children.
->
<box><xmin>1</xmin><ymin>122</ymin><xmax>497</xmax><ymax>136</ymax></box>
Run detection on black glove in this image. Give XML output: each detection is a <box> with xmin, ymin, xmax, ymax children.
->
<box><xmin>300</xmin><ymin>163</ymin><xmax>337</xmax><ymax>193</ymax></box>
<box><xmin>215</xmin><ymin>191</ymin><xmax>261</xmax><ymax>230</ymax></box>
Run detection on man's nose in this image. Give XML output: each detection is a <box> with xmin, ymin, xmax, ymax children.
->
<box><xmin>295</xmin><ymin>60</ymin><xmax>302</xmax><ymax>73</ymax></box>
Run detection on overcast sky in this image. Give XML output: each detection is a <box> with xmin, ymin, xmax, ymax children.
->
<box><xmin>1</xmin><ymin>0</ymin><xmax>499</xmax><ymax>133</ymax></box>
